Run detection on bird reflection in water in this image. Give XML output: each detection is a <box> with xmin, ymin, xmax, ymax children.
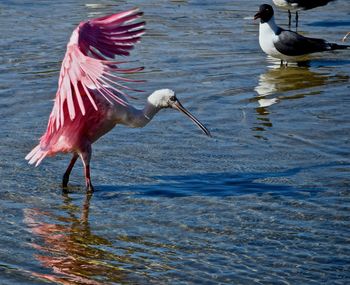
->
<box><xmin>23</xmin><ymin>192</ymin><xmax>143</xmax><ymax>285</ymax></box>
<box><xmin>252</xmin><ymin>61</ymin><xmax>328</xmax><ymax>139</ymax></box>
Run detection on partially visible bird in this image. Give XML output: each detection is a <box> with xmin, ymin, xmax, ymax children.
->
<box><xmin>25</xmin><ymin>8</ymin><xmax>211</xmax><ymax>191</ymax></box>
<box><xmin>272</xmin><ymin>0</ymin><xmax>336</xmax><ymax>30</ymax></box>
<box><xmin>254</xmin><ymin>4</ymin><xmax>349</xmax><ymax>65</ymax></box>
<box><xmin>342</xmin><ymin>32</ymin><xmax>350</xmax><ymax>42</ymax></box>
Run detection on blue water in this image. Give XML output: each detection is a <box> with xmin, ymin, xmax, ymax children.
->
<box><xmin>0</xmin><ymin>0</ymin><xmax>349</xmax><ymax>284</ymax></box>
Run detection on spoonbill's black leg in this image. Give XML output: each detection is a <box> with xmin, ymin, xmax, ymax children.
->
<box><xmin>62</xmin><ymin>153</ymin><xmax>79</xmax><ymax>189</ymax></box>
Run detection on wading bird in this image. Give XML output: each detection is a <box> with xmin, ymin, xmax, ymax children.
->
<box><xmin>254</xmin><ymin>4</ymin><xmax>349</xmax><ymax>65</ymax></box>
<box><xmin>272</xmin><ymin>0</ymin><xmax>336</xmax><ymax>30</ymax></box>
<box><xmin>26</xmin><ymin>8</ymin><xmax>211</xmax><ymax>191</ymax></box>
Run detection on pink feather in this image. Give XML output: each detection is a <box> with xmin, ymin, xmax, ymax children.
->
<box><xmin>25</xmin><ymin>8</ymin><xmax>145</xmax><ymax>166</ymax></box>
<box><xmin>52</xmin><ymin>8</ymin><xmax>144</xmax><ymax>130</ymax></box>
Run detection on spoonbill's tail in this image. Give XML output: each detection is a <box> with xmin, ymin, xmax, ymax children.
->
<box><xmin>25</xmin><ymin>144</ymin><xmax>48</xmax><ymax>167</ymax></box>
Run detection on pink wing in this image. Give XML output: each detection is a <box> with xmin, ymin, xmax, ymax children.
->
<box><xmin>49</xmin><ymin>8</ymin><xmax>145</xmax><ymax>133</ymax></box>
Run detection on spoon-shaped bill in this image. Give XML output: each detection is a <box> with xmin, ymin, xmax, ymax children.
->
<box><xmin>172</xmin><ymin>100</ymin><xmax>211</xmax><ymax>137</ymax></box>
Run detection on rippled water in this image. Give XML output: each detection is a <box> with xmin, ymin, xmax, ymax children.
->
<box><xmin>1</xmin><ymin>0</ymin><xmax>349</xmax><ymax>284</ymax></box>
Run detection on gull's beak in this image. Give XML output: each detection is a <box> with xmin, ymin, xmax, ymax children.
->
<box><xmin>254</xmin><ymin>12</ymin><xmax>261</xmax><ymax>20</ymax></box>
<box><xmin>171</xmin><ymin>99</ymin><xmax>211</xmax><ymax>137</ymax></box>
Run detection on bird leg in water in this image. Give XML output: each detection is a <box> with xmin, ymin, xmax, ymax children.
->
<box><xmin>288</xmin><ymin>10</ymin><xmax>291</xmax><ymax>29</ymax></box>
<box><xmin>62</xmin><ymin>153</ymin><xmax>79</xmax><ymax>189</ymax></box>
<box><xmin>280</xmin><ymin>59</ymin><xmax>288</xmax><ymax>67</ymax></box>
<box><xmin>79</xmin><ymin>145</ymin><xmax>94</xmax><ymax>192</ymax></box>
<box><xmin>295</xmin><ymin>11</ymin><xmax>299</xmax><ymax>31</ymax></box>
<box><xmin>84</xmin><ymin>165</ymin><xmax>93</xmax><ymax>192</ymax></box>
<box><xmin>280</xmin><ymin>59</ymin><xmax>288</xmax><ymax>68</ymax></box>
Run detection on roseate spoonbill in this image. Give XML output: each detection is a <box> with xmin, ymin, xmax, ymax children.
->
<box><xmin>272</xmin><ymin>0</ymin><xmax>336</xmax><ymax>30</ymax></box>
<box><xmin>25</xmin><ymin>8</ymin><xmax>211</xmax><ymax>191</ymax></box>
<box><xmin>254</xmin><ymin>4</ymin><xmax>349</xmax><ymax>65</ymax></box>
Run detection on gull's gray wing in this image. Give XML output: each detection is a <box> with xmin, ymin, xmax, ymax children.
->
<box><xmin>287</xmin><ymin>0</ymin><xmax>335</xmax><ymax>10</ymax></box>
<box><xmin>274</xmin><ymin>30</ymin><xmax>330</xmax><ymax>56</ymax></box>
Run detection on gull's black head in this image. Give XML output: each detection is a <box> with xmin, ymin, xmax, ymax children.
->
<box><xmin>254</xmin><ymin>4</ymin><xmax>274</xmax><ymax>23</ymax></box>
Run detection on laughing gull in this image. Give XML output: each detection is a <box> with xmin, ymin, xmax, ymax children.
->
<box><xmin>272</xmin><ymin>0</ymin><xmax>336</xmax><ymax>30</ymax></box>
<box><xmin>254</xmin><ymin>4</ymin><xmax>349</xmax><ymax>65</ymax></box>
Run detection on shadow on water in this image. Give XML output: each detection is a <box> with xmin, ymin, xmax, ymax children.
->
<box><xmin>22</xmin><ymin>162</ymin><xmax>349</xmax><ymax>284</ymax></box>
<box><xmin>95</xmin><ymin>165</ymin><xmax>336</xmax><ymax>199</ymax></box>
<box><xmin>307</xmin><ymin>20</ymin><xmax>350</xmax><ymax>27</ymax></box>
<box><xmin>20</xmin><ymin>167</ymin><xmax>327</xmax><ymax>284</ymax></box>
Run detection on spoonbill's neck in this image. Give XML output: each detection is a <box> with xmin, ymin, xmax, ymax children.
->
<box><xmin>142</xmin><ymin>100</ymin><xmax>161</xmax><ymax>123</ymax></box>
<box><xmin>122</xmin><ymin>99</ymin><xmax>161</xmax><ymax>128</ymax></box>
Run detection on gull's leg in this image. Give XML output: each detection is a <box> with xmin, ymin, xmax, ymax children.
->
<box><xmin>288</xmin><ymin>10</ymin><xmax>291</xmax><ymax>29</ymax></box>
<box><xmin>62</xmin><ymin>153</ymin><xmax>79</xmax><ymax>189</ymax></box>
<box><xmin>280</xmin><ymin>60</ymin><xmax>288</xmax><ymax>68</ymax></box>
<box><xmin>296</xmin><ymin>11</ymin><xmax>299</xmax><ymax>31</ymax></box>
<box><xmin>79</xmin><ymin>145</ymin><xmax>94</xmax><ymax>192</ymax></box>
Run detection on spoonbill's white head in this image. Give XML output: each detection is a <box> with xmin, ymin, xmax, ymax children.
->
<box><xmin>147</xmin><ymin>89</ymin><xmax>177</xmax><ymax>108</ymax></box>
<box><xmin>148</xmin><ymin>89</ymin><xmax>211</xmax><ymax>137</ymax></box>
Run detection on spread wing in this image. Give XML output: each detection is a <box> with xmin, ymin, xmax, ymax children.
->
<box><xmin>48</xmin><ymin>8</ymin><xmax>145</xmax><ymax>133</ymax></box>
<box><xmin>274</xmin><ymin>29</ymin><xmax>329</xmax><ymax>56</ymax></box>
